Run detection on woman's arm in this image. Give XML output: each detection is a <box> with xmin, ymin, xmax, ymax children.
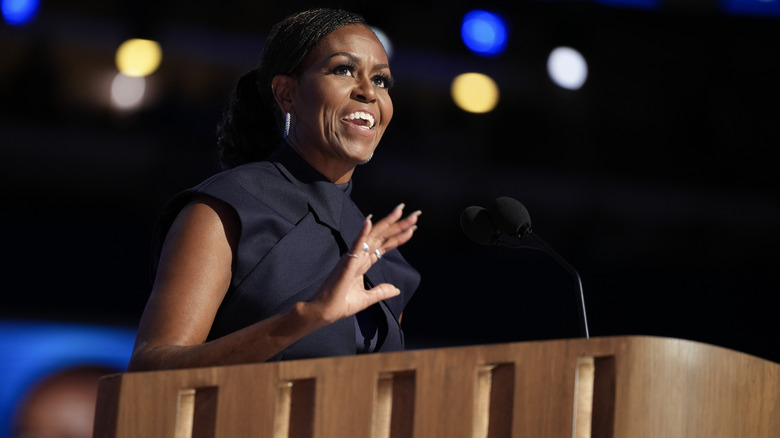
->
<box><xmin>127</xmin><ymin>198</ymin><xmax>419</xmax><ymax>371</ymax></box>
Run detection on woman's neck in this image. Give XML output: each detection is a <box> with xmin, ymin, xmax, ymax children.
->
<box><xmin>285</xmin><ymin>139</ymin><xmax>355</xmax><ymax>185</ymax></box>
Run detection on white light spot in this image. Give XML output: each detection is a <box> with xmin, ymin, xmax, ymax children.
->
<box><xmin>547</xmin><ymin>46</ymin><xmax>588</xmax><ymax>90</ymax></box>
<box><xmin>110</xmin><ymin>73</ymin><xmax>146</xmax><ymax>110</ymax></box>
<box><xmin>370</xmin><ymin>26</ymin><xmax>393</xmax><ymax>59</ymax></box>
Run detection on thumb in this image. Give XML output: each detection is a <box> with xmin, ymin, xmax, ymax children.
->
<box><xmin>368</xmin><ymin>283</ymin><xmax>401</xmax><ymax>302</ymax></box>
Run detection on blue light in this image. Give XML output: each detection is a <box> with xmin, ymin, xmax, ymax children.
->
<box><xmin>722</xmin><ymin>0</ymin><xmax>780</xmax><ymax>17</ymax></box>
<box><xmin>0</xmin><ymin>319</ymin><xmax>136</xmax><ymax>438</ymax></box>
<box><xmin>461</xmin><ymin>10</ymin><xmax>508</xmax><ymax>57</ymax></box>
<box><xmin>1</xmin><ymin>0</ymin><xmax>40</xmax><ymax>26</ymax></box>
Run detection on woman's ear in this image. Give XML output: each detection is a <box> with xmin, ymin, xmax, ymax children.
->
<box><xmin>271</xmin><ymin>74</ymin><xmax>295</xmax><ymax>114</ymax></box>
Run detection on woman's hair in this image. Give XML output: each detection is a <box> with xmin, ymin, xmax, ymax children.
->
<box><xmin>216</xmin><ymin>8</ymin><xmax>368</xmax><ymax>169</ymax></box>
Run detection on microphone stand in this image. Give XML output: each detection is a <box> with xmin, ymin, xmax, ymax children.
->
<box><xmin>500</xmin><ymin>232</ymin><xmax>590</xmax><ymax>339</ymax></box>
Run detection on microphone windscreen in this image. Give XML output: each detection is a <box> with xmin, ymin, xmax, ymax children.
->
<box><xmin>491</xmin><ymin>196</ymin><xmax>532</xmax><ymax>237</ymax></box>
<box><xmin>460</xmin><ymin>206</ymin><xmax>498</xmax><ymax>245</ymax></box>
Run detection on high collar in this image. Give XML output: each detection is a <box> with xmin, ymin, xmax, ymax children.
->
<box><xmin>267</xmin><ymin>141</ymin><xmax>353</xmax><ymax>233</ymax></box>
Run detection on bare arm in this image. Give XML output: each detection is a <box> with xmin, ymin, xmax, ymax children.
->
<box><xmin>127</xmin><ymin>199</ymin><xmax>420</xmax><ymax>371</ymax></box>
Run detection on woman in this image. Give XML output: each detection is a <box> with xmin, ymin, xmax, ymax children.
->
<box><xmin>128</xmin><ymin>9</ymin><xmax>421</xmax><ymax>371</ymax></box>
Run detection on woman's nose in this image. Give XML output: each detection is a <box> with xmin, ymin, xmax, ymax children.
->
<box><xmin>351</xmin><ymin>76</ymin><xmax>377</xmax><ymax>102</ymax></box>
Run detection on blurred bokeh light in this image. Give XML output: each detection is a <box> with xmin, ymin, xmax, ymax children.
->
<box><xmin>110</xmin><ymin>73</ymin><xmax>146</xmax><ymax>110</ymax></box>
<box><xmin>115</xmin><ymin>38</ymin><xmax>162</xmax><ymax>77</ymax></box>
<box><xmin>371</xmin><ymin>26</ymin><xmax>393</xmax><ymax>59</ymax></box>
<box><xmin>460</xmin><ymin>10</ymin><xmax>508</xmax><ymax>57</ymax></box>
<box><xmin>1</xmin><ymin>0</ymin><xmax>39</xmax><ymax>26</ymax></box>
<box><xmin>451</xmin><ymin>72</ymin><xmax>500</xmax><ymax>113</ymax></box>
<box><xmin>547</xmin><ymin>46</ymin><xmax>589</xmax><ymax>90</ymax></box>
<box><xmin>723</xmin><ymin>0</ymin><xmax>780</xmax><ymax>17</ymax></box>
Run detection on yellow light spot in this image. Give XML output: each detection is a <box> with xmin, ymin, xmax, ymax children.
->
<box><xmin>450</xmin><ymin>73</ymin><xmax>499</xmax><ymax>113</ymax></box>
<box><xmin>115</xmin><ymin>38</ymin><xmax>162</xmax><ymax>77</ymax></box>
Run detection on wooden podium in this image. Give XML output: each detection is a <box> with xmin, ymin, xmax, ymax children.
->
<box><xmin>93</xmin><ymin>336</ymin><xmax>779</xmax><ymax>438</ymax></box>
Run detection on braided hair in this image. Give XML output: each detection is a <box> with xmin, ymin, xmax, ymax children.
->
<box><xmin>216</xmin><ymin>9</ymin><xmax>369</xmax><ymax>169</ymax></box>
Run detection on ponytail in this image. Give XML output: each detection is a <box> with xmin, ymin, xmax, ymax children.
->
<box><xmin>216</xmin><ymin>69</ymin><xmax>283</xmax><ymax>169</ymax></box>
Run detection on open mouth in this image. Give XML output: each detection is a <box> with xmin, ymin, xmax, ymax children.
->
<box><xmin>343</xmin><ymin>111</ymin><xmax>375</xmax><ymax>129</ymax></box>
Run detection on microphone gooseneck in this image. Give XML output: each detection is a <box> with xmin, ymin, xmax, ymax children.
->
<box><xmin>460</xmin><ymin>197</ymin><xmax>590</xmax><ymax>339</ymax></box>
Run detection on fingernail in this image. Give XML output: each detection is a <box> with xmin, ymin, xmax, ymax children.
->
<box><xmin>366</xmin><ymin>214</ymin><xmax>373</xmax><ymax>222</ymax></box>
<box><xmin>396</xmin><ymin>203</ymin><xmax>406</xmax><ymax>211</ymax></box>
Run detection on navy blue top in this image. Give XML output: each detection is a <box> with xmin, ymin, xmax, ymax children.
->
<box><xmin>151</xmin><ymin>143</ymin><xmax>421</xmax><ymax>361</ymax></box>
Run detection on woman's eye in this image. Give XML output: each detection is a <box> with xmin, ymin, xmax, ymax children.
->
<box><xmin>334</xmin><ymin>65</ymin><xmax>354</xmax><ymax>76</ymax></box>
<box><xmin>373</xmin><ymin>75</ymin><xmax>394</xmax><ymax>89</ymax></box>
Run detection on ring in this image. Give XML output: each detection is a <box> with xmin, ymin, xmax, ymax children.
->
<box><xmin>361</xmin><ymin>242</ymin><xmax>370</xmax><ymax>252</ymax></box>
<box><xmin>346</xmin><ymin>253</ymin><xmax>360</xmax><ymax>259</ymax></box>
<box><xmin>374</xmin><ymin>249</ymin><xmax>382</xmax><ymax>260</ymax></box>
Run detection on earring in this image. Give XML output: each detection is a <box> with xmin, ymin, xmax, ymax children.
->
<box><xmin>284</xmin><ymin>112</ymin><xmax>291</xmax><ymax>138</ymax></box>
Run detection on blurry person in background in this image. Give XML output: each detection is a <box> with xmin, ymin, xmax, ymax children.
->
<box><xmin>12</xmin><ymin>365</ymin><xmax>116</xmax><ymax>438</ymax></box>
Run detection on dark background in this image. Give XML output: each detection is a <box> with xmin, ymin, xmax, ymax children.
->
<box><xmin>2</xmin><ymin>0</ymin><xmax>778</xmax><ymax>364</ymax></box>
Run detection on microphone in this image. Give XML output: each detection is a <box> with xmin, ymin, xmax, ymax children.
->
<box><xmin>460</xmin><ymin>205</ymin><xmax>500</xmax><ymax>245</ymax></box>
<box><xmin>460</xmin><ymin>197</ymin><xmax>590</xmax><ymax>338</ymax></box>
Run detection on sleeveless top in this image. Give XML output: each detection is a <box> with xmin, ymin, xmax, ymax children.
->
<box><xmin>151</xmin><ymin>142</ymin><xmax>421</xmax><ymax>361</ymax></box>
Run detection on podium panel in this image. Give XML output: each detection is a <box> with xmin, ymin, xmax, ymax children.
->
<box><xmin>94</xmin><ymin>336</ymin><xmax>780</xmax><ymax>438</ymax></box>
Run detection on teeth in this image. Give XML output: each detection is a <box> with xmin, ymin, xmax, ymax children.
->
<box><xmin>346</xmin><ymin>111</ymin><xmax>375</xmax><ymax>129</ymax></box>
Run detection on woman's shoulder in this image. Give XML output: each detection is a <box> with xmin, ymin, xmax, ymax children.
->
<box><xmin>196</xmin><ymin>160</ymin><xmax>280</xmax><ymax>191</ymax></box>
<box><xmin>186</xmin><ymin>159</ymin><xmax>309</xmax><ymax>224</ymax></box>
<box><xmin>151</xmin><ymin>159</ymin><xmax>305</xmax><ymax>263</ymax></box>
<box><xmin>190</xmin><ymin>160</ymin><xmax>289</xmax><ymax>202</ymax></box>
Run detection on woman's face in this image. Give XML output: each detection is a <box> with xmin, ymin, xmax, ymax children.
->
<box><xmin>287</xmin><ymin>24</ymin><xmax>394</xmax><ymax>180</ymax></box>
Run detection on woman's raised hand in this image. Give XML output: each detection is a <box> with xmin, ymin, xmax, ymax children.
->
<box><xmin>309</xmin><ymin>203</ymin><xmax>420</xmax><ymax>323</ymax></box>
